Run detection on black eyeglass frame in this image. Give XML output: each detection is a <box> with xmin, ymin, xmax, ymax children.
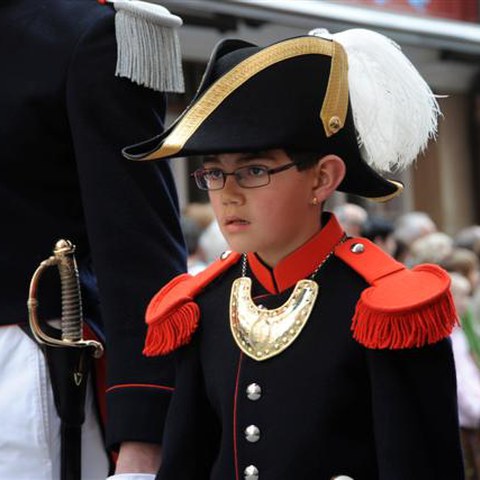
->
<box><xmin>191</xmin><ymin>161</ymin><xmax>301</xmax><ymax>191</ymax></box>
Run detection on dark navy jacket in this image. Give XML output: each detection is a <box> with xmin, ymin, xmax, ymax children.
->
<box><xmin>156</xmin><ymin>218</ymin><xmax>464</xmax><ymax>480</ymax></box>
<box><xmin>0</xmin><ymin>0</ymin><xmax>186</xmax><ymax>448</ymax></box>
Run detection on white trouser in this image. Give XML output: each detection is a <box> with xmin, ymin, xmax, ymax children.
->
<box><xmin>0</xmin><ymin>324</ymin><xmax>109</xmax><ymax>480</ymax></box>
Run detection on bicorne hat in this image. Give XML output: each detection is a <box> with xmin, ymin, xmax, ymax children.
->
<box><xmin>123</xmin><ymin>29</ymin><xmax>440</xmax><ymax>201</ymax></box>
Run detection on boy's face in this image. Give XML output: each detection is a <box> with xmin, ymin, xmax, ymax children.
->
<box><xmin>204</xmin><ymin>149</ymin><xmax>323</xmax><ymax>266</ymax></box>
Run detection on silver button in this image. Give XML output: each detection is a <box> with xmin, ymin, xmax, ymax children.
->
<box><xmin>244</xmin><ymin>464</ymin><xmax>259</xmax><ymax>480</ymax></box>
<box><xmin>220</xmin><ymin>250</ymin><xmax>232</xmax><ymax>260</ymax></box>
<box><xmin>246</xmin><ymin>383</ymin><xmax>262</xmax><ymax>401</ymax></box>
<box><xmin>244</xmin><ymin>425</ymin><xmax>261</xmax><ymax>443</ymax></box>
<box><xmin>331</xmin><ymin>476</ymin><xmax>354</xmax><ymax>480</ymax></box>
<box><xmin>350</xmin><ymin>242</ymin><xmax>365</xmax><ymax>254</ymax></box>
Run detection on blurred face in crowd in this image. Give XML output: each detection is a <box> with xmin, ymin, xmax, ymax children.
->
<box><xmin>375</xmin><ymin>233</ymin><xmax>397</xmax><ymax>257</ymax></box>
<box><xmin>450</xmin><ymin>273</ymin><xmax>471</xmax><ymax>318</ymax></box>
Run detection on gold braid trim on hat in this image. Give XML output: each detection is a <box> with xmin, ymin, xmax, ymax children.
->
<box><xmin>367</xmin><ymin>180</ymin><xmax>404</xmax><ymax>202</ymax></box>
<box><xmin>145</xmin><ymin>36</ymin><xmax>349</xmax><ymax>160</ymax></box>
<box><xmin>321</xmin><ymin>41</ymin><xmax>349</xmax><ymax>137</ymax></box>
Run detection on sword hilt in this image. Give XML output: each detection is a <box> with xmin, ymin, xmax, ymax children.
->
<box><xmin>27</xmin><ymin>239</ymin><xmax>103</xmax><ymax>358</ymax></box>
<box><xmin>55</xmin><ymin>239</ymin><xmax>83</xmax><ymax>342</ymax></box>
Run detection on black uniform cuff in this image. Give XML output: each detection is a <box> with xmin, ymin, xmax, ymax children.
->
<box><xmin>106</xmin><ymin>386</ymin><xmax>173</xmax><ymax>450</ymax></box>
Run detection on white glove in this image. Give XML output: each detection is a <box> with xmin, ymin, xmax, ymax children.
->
<box><xmin>107</xmin><ymin>474</ymin><xmax>156</xmax><ymax>480</ymax></box>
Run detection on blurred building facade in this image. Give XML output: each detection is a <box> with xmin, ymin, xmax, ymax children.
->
<box><xmin>162</xmin><ymin>0</ymin><xmax>480</xmax><ymax>234</ymax></box>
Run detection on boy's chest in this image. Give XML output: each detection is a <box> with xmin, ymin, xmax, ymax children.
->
<box><xmin>192</xmin><ymin>261</ymin><xmax>379</xmax><ymax>478</ymax></box>
<box><xmin>197</xmin><ymin>264</ymin><xmax>370</xmax><ymax>419</ymax></box>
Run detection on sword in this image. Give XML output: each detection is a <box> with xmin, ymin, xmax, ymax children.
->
<box><xmin>27</xmin><ymin>239</ymin><xmax>103</xmax><ymax>480</ymax></box>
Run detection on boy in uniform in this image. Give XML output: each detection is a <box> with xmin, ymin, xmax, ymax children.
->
<box><xmin>124</xmin><ymin>29</ymin><xmax>464</xmax><ymax>479</ymax></box>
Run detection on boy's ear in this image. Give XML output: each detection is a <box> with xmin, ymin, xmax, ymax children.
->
<box><xmin>312</xmin><ymin>155</ymin><xmax>346</xmax><ymax>201</ymax></box>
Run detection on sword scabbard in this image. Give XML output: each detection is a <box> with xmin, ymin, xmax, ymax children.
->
<box><xmin>26</xmin><ymin>239</ymin><xmax>105</xmax><ymax>480</ymax></box>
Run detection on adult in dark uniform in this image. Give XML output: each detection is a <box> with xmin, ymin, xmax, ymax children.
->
<box><xmin>0</xmin><ymin>0</ymin><xmax>186</xmax><ymax>478</ymax></box>
<box><xmin>123</xmin><ymin>30</ymin><xmax>464</xmax><ymax>479</ymax></box>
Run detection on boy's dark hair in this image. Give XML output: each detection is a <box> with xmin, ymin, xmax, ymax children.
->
<box><xmin>285</xmin><ymin>150</ymin><xmax>324</xmax><ymax>171</ymax></box>
<box><xmin>441</xmin><ymin>247</ymin><xmax>479</xmax><ymax>278</ymax></box>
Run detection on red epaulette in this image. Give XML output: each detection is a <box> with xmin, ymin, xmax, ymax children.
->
<box><xmin>335</xmin><ymin>238</ymin><xmax>458</xmax><ymax>349</ymax></box>
<box><xmin>143</xmin><ymin>251</ymin><xmax>241</xmax><ymax>356</ymax></box>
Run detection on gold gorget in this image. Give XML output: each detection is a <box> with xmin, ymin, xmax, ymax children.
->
<box><xmin>230</xmin><ymin>276</ymin><xmax>319</xmax><ymax>361</ymax></box>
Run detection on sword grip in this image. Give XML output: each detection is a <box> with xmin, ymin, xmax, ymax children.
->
<box><xmin>28</xmin><ymin>239</ymin><xmax>104</xmax><ymax>358</ymax></box>
<box><xmin>55</xmin><ymin>240</ymin><xmax>83</xmax><ymax>342</ymax></box>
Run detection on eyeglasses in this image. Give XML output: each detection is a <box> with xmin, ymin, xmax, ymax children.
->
<box><xmin>191</xmin><ymin>161</ymin><xmax>299</xmax><ymax>191</ymax></box>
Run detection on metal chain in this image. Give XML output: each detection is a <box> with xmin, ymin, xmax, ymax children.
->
<box><xmin>241</xmin><ymin>234</ymin><xmax>347</xmax><ymax>279</ymax></box>
<box><xmin>241</xmin><ymin>251</ymin><xmax>248</xmax><ymax>276</ymax></box>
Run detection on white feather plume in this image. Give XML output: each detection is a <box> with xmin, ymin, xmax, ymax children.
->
<box><xmin>313</xmin><ymin>28</ymin><xmax>441</xmax><ymax>174</ymax></box>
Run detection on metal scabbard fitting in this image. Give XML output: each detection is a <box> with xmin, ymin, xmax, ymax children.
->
<box><xmin>27</xmin><ymin>239</ymin><xmax>103</xmax><ymax>358</ymax></box>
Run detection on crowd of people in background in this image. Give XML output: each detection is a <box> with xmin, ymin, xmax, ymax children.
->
<box><xmin>181</xmin><ymin>200</ymin><xmax>480</xmax><ymax>480</ymax></box>
<box><xmin>181</xmin><ymin>202</ymin><xmax>229</xmax><ymax>274</ymax></box>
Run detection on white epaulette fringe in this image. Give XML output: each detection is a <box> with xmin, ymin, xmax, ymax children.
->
<box><xmin>108</xmin><ymin>0</ymin><xmax>185</xmax><ymax>93</ymax></box>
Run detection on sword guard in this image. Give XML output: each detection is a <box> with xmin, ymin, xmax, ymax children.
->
<box><xmin>27</xmin><ymin>240</ymin><xmax>104</xmax><ymax>359</ymax></box>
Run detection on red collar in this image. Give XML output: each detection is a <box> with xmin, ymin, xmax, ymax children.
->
<box><xmin>246</xmin><ymin>213</ymin><xmax>345</xmax><ymax>294</ymax></box>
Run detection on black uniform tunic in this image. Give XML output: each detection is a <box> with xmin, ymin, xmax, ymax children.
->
<box><xmin>157</xmin><ymin>215</ymin><xmax>463</xmax><ymax>480</ymax></box>
<box><xmin>0</xmin><ymin>0</ymin><xmax>186</xmax><ymax>448</ymax></box>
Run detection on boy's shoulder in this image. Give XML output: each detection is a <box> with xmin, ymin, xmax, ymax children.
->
<box><xmin>143</xmin><ymin>240</ymin><xmax>458</xmax><ymax>357</ymax></box>
<box><xmin>143</xmin><ymin>251</ymin><xmax>241</xmax><ymax>356</ymax></box>
<box><xmin>334</xmin><ymin>237</ymin><xmax>457</xmax><ymax>349</ymax></box>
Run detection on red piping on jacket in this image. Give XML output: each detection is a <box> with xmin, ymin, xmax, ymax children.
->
<box><xmin>106</xmin><ymin>383</ymin><xmax>174</xmax><ymax>393</ymax></box>
<box><xmin>233</xmin><ymin>353</ymin><xmax>244</xmax><ymax>480</ymax></box>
